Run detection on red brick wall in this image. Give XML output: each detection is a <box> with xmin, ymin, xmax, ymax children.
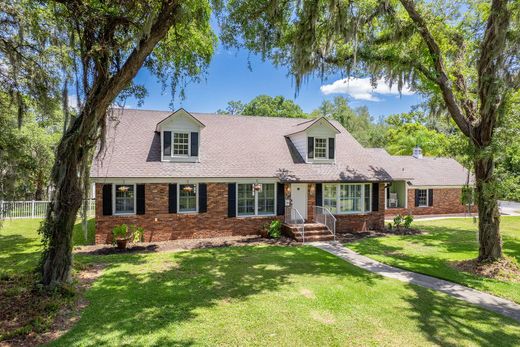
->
<box><xmin>335</xmin><ymin>183</ymin><xmax>385</xmax><ymax>233</ymax></box>
<box><xmin>95</xmin><ymin>183</ymin><xmax>281</xmax><ymax>244</ymax></box>
<box><xmin>385</xmin><ymin>187</ymin><xmax>477</xmax><ymax>217</ymax></box>
<box><xmin>95</xmin><ymin>181</ymin><xmax>386</xmax><ymax>243</ymax></box>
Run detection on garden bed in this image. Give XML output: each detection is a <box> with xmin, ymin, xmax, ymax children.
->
<box><xmin>74</xmin><ymin>235</ymin><xmax>297</xmax><ymax>256</ymax></box>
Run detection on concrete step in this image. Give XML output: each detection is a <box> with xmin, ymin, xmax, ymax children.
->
<box><xmin>293</xmin><ymin>234</ymin><xmax>335</xmax><ymax>242</ymax></box>
<box><xmin>282</xmin><ymin>222</ymin><xmax>334</xmax><ymax>242</ymax></box>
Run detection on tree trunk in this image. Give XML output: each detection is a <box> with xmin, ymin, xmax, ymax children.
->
<box><xmin>474</xmin><ymin>151</ymin><xmax>502</xmax><ymax>262</ymax></box>
<box><xmin>40</xmin><ymin>112</ymin><xmax>94</xmax><ymax>287</ymax></box>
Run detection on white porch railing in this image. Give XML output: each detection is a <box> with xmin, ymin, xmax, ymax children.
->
<box><xmin>0</xmin><ymin>199</ymin><xmax>95</xmax><ymax>220</ymax></box>
<box><xmin>284</xmin><ymin>206</ymin><xmax>305</xmax><ymax>243</ymax></box>
<box><xmin>314</xmin><ymin>206</ymin><xmax>336</xmax><ymax>241</ymax></box>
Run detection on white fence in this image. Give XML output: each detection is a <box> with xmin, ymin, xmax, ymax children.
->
<box><xmin>0</xmin><ymin>199</ymin><xmax>95</xmax><ymax>220</ymax></box>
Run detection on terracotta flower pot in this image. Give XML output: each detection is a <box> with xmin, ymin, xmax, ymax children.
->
<box><xmin>116</xmin><ymin>239</ymin><xmax>128</xmax><ymax>250</ymax></box>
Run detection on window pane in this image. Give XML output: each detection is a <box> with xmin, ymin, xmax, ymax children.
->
<box><xmin>323</xmin><ymin>184</ymin><xmax>337</xmax><ymax>213</ymax></box>
<box><xmin>418</xmin><ymin>189</ymin><xmax>428</xmax><ymax>206</ymax></box>
<box><xmin>173</xmin><ymin>133</ymin><xmax>189</xmax><ymax>156</ymax></box>
<box><xmin>258</xmin><ymin>184</ymin><xmax>275</xmax><ymax>215</ymax></box>
<box><xmin>115</xmin><ymin>185</ymin><xmax>134</xmax><ymax>214</ymax></box>
<box><xmin>364</xmin><ymin>184</ymin><xmax>371</xmax><ymax>212</ymax></box>
<box><xmin>237</xmin><ymin>184</ymin><xmax>255</xmax><ymax>216</ymax></box>
<box><xmin>315</xmin><ymin>138</ymin><xmax>327</xmax><ymax>159</ymax></box>
<box><xmin>339</xmin><ymin>184</ymin><xmax>362</xmax><ymax>213</ymax></box>
<box><xmin>179</xmin><ymin>184</ymin><xmax>197</xmax><ymax>212</ymax></box>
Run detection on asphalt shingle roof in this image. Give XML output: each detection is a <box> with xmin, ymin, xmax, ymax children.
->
<box><xmin>91</xmin><ymin>109</ymin><xmax>392</xmax><ymax>182</ymax></box>
<box><xmin>366</xmin><ymin>148</ymin><xmax>472</xmax><ymax>186</ymax></box>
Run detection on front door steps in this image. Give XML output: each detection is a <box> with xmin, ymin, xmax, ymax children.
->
<box><xmin>282</xmin><ymin>222</ymin><xmax>334</xmax><ymax>242</ymax></box>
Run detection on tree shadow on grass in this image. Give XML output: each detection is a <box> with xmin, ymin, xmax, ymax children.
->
<box><xmin>404</xmin><ymin>284</ymin><xmax>520</xmax><ymax>347</ymax></box>
<box><xmin>0</xmin><ymin>234</ymin><xmax>41</xmax><ymax>274</ymax></box>
<box><xmin>52</xmin><ymin>246</ymin><xmax>378</xmax><ymax>346</ymax></box>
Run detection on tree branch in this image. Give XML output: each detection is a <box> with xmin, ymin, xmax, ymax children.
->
<box><xmin>399</xmin><ymin>0</ymin><xmax>472</xmax><ymax>138</ymax></box>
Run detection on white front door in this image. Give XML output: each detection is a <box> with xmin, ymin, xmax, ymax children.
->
<box><xmin>291</xmin><ymin>183</ymin><xmax>308</xmax><ymax>220</ymax></box>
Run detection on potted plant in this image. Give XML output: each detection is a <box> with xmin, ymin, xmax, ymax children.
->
<box><xmin>112</xmin><ymin>224</ymin><xmax>131</xmax><ymax>249</ymax></box>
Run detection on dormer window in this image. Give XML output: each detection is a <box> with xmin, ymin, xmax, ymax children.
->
<box><xmin>314</xmin><ymin>138</ymin><xmax>328</xmax><ymax>159</ymax></box>
<box><xmin>173</xmin><ymin>132</ymin><xmax>189</xmax><ymax>156</ymax></box>
<box><xmin>157</xmin><ymin>109</ymin><xmax>204</xmax><ymax>162</ymax></box>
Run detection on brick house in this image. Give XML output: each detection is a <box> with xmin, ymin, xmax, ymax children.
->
<box><xmin>91</xmin><ymin>108</ymin><xmax>474</xmax><ymax>244</ymax></box>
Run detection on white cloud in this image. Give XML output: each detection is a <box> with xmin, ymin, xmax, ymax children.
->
<box><xmin>320</xmin><ymin>77</ymin><xmax>414</xmax><ymax>101</ymax></box>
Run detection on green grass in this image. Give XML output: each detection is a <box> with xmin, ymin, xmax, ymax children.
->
<box><xmin>350</xmin><ymin>216</ymin><xmax>520</xmax><ymax>303</ymax></box>
<box><xmin>2</xmin><ymin>218</ymin><xmax>520</xmax><ymax>345</ymax></box>
<box><xmin>0</xmin><ymin>218</ymin><xmax>95</xmax><ymax>275</ymax></box>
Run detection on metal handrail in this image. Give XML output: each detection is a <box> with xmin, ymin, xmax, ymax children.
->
<box><xmin>314</xmin><ymin>206</ymin><xmax>336</xmax><ymax>241</ymax></box>
<box><xmin>284</xmin><ymin>206</ymin><xmax>305</xmax><ymax>243</ymax></box>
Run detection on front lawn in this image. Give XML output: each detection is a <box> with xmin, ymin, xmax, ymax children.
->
<box><xmin>2</xmin><ymin>218</ymin><xmax>520</xmax><ymax>345</ymax></box>
<box><xmin>350</xmin><ymin>216</ymin><xmax>520</xmax><ymax>303</ymax></box>
<box><xmin>0</xmin><ymin>218</ymin><xmax>95</xmax><ymax>275</ymax></box>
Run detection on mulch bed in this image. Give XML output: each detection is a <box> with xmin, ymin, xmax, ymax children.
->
<box><xmin>381</xmin><ymin>227</ymin><xmax>425</xmax><ymax>235</ymax></box>
<box><xmin>0</xmin><ymin>264</ymin><xmax>104</xmax><ymax>347</ymax></box>
<box><xmin>451</xmin><ymin>257</ymin><xmax>520</xmax><ymax>283</ymax></box>
<box><xmin>74</xmin><ymin>235</ymin><xmax>298</xmax><ymax>256</ymax></box>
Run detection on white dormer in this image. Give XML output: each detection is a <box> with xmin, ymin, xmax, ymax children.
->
<box><xmin>285</xmin><ymin>117</ymin><xmax>340</xmax><ymax>164</ymax></box>
<box><xmin>155</xmin><ymin>108</ymin><xmax>205</xmax><ymax>162</ymax></box>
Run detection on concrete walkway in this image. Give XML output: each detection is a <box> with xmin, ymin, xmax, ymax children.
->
<box><xmin>312</xmin><ymin>241</ymin><xmax>520</xmax><ymax>323</ymax></box>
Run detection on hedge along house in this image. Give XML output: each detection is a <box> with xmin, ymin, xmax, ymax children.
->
<box><xmin>91</xmin><ymin>108</ymin><xmax>473</xmax><ymax>244</ymax></box>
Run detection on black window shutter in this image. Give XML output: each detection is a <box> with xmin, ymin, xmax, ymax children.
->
<box><xmin>228</xmin><ymin>183</ymin><xmax>236</xmax><ymax>217</ymax></box>
<box><xmin>276</xmin><ymin>183</ymin><xmax>285</xmax><ymax>216</ymax></box>
<box><xmin>136</xmin><ymin>184</ymin><xmax>145</xmax><ymax>215</ymax></box>
<box><xmin>168</xmin><ymin>184</ymin><xmax>177</xmax><ymax>213</ymax></box>
<box><xmin>372</xmin><ymin>183</ymin><xmax>379</xmax><ymax>211</ymax></box>
<box><xmin>308</xmin><ymin>137</ymin><xmax>314</xmax><ymax>159</ymax></box>
<box><xmin>163</xmin><ymin>131</ymin><xmax>172</xmax><ymax>156</ymax></box>
<box><xmin>415</xmin><ymin>189</ymin><xmax>420</xmax><ymax>207</ymax></box>
<box><xmin>328</xmin><ymin>137</ymin><xmax>335</xmax><ymax>159</ymax></box>
<box><xmin>190</xmin><ymin>132</ymin><xmax>199</xmax><ymax>157</ymax></box>
<box><xmin>315</xmin><ymin>183</ymin><xmax>323</xmax><ymax>207</ymax></box>
<box><xmin>198</xmin><ymin>183</ymin><xmax>207</xmax><ymax>213</ymax></box>
<box><xmin>102</xmin><ymin>184</ymin><xmax>112</xmax><ymax>216</ymax></box>
<box><xmin>428</xmin><ymin>189</ymin><xmax>434</xmax><ymax>206</ymax></box>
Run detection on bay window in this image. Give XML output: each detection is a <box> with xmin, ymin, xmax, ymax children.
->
<box><xmin>237</xmin><ymin>183</ymin><xmax>276</xmax><ymax>216</ymax></box>
<box><xmin>323</xmin><ymin>183</ymin><xmax>371</xmax><ymax>214</ymax></box>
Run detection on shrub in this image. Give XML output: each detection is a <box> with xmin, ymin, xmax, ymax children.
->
<box><xmin>112</xmin><ymin>224</ymin><xmax>144</xmax><ymax>245</ymax></box>
<box><xmin>133</xmin><ymin>226</ymin><xmax>145</xmax><ymax>243</ymax></box>
<box><xmin>393</xmin><ymin>215</ymin><xmax>403</xmax><ymax>229</ymax></box>
<box><xmin>266</xmin><ymin>220</ymin><xmax>282</xmax><ymax>239</ymax></box>
<box><xmin>112</xmin><ymin>224</ymin><xmax>129</xmax><ymax>243</ymax></box>
<box><xmin>403</xmin><ymin>214</ymin><xmax>414</xmax><ymax>229</ymax></box>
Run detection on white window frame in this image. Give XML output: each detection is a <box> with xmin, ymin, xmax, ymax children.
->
<box><xmin>417</xmin><ymin>189</ymin><xmax>429</xmax><ymax>207</ymax></box>
<box><xmin>314</xmin><ymin>137</ymin><xmax>328</xmax><ymax>159</ymax></box>
<box><xmin>177</xmin><ymin>183</ymin><xmax>198</xmax><ymax>214</ymax></box>
<box><xmin>113</xmin><ymin>184</ymin><xmax>136</xmax><ymax>215</ymax></box>
<box><xmin>236</xmin><ymin>183</ymin><xmax>277</xmax><ymax>217</ymax></box>
<box><xmin>322</xmin><ymin>183</ymin><xmax>372</xmax><ymax>215</ymax></box>
<box><xmin>172</xmin><ymin>131</ymin><xmax>190</xmax><ymax>157</ymax></box>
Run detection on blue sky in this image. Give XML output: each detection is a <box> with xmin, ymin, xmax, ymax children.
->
<box><xmin>128</xmin><ymin>44</ymin><xmax>423</xmax><ymax>119</ymax></box>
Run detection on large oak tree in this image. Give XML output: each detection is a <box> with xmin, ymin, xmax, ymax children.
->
<box><xmin>17</xmin><ymin>0</ymin><xmax>217</xmax><ymax>287</ymax></box>
<box><xmin>219</xmin><ymin>0</ymin><xmax>520</xmax><ymax>262</ymax></box>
